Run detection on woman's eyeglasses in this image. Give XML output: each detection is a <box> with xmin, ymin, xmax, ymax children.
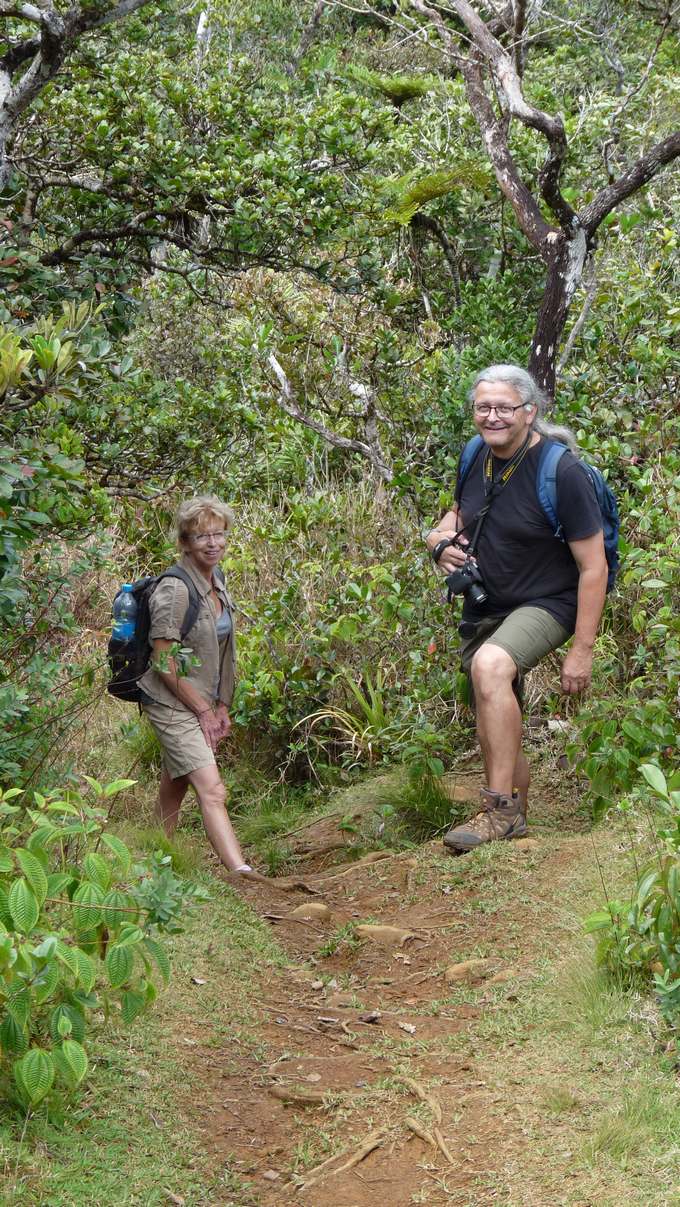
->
<box><xmin>190</xmin><ymin>531</ymin><xmax>226</xmax><ymax>546</ymax></box>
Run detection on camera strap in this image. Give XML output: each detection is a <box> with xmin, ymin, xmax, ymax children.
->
<box><xmin>465</xmin><ymin>432</ymin><xmax>533</xmax><ymax>555</ymax></box>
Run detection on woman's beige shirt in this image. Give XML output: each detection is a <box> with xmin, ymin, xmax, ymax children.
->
<box><xmin>138</xmin><ymin>554</ymin><xmax>236</xmax><ymax>710</ymax></box>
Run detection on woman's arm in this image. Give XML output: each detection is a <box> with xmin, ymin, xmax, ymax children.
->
<box><xmin>151</xmin><ymin>638</ymin><xmax>222</xmax><ymax>749</ymax></box>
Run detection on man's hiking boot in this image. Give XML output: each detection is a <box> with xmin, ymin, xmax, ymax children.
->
<box><xmin>443</xmin><ymin>788</ymin><xmax>527</xmax><ymax>854</ymax></box>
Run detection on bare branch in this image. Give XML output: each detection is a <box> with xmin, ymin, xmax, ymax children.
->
<box><xmin>437</xmin><ymin>0</ymin><xmax>576</xmax><ymax>230</ymax></box>
<box><xmin>581</xmin><ymin>130</ymin><xmax>680</xmax><ymax>235</ymax></box>
<box><xmin>267</xmin><ymin>352</ymin><xmax>393</xmax><ymax>482</ymax></box>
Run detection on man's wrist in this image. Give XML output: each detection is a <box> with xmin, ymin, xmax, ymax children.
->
<box><xmin>570</xmin><ymin>638</ymin><xmax>594</xmax><ymax>653</ymax></box>
<box><xmin>431</xmin><ymin>537</ymin><xmax>454</xmax><ymax>564</ymax></box>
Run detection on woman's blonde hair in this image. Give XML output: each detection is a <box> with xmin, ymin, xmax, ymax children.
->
<box><xmin>175</xmin><ymin>495</ymin><xmax>234</xmax><ymax>544</ymax></box>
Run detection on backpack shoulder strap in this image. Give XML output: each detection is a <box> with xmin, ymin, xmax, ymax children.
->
<box><xmin>535</xmin><ymin>439</ymin><xmax>569</xmax><ymax>536</ymax></box>
<box><xmin>158</xmin><ymin>565</ymin><xmax>202</xmax><ymax>640</ymax></box>
<box><xmin>456</xmin><ymin>435</ymin><xmax>485</xmax><ymax>499</ymax></box>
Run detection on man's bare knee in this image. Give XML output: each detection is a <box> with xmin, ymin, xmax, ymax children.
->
<box><xmin>470</xmin><ymin>643</ymin><xmax>518</xmax><ymax>697</ymax></box>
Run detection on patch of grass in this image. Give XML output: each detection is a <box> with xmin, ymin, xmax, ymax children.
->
<box><xmin>317</xmin><ymin>921</ymin><xmax>360</xmax><ymax>958</ymax></box>
<box><xmin>543</xmin><ymin>1085</ymin><xmax>581</xmax><ymax>1114</ymax></box>
<box><xmin>583</xmin><ymin>1083</ymin><xmax>680</xmax><ymax>1166</ymax></box>
<box><xmin>390</xmin><ymin>769</ymin><xmax>465</xmax><ymax>842</ymax></box>
<box><xmin>126</xmin><ymin>822</ymin><xmax>205</xmax><ymax>877</ymax></box>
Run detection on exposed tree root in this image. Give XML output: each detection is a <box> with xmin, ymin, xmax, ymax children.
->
<box><xmin>299</xmin><ymin>1129</ymin><xmax>387</xmax><ymax>1190</ymax></box>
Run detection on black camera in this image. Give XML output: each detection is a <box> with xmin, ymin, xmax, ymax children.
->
<box><xmin>445</xmin><ymin>557</ymin><xmax>488</xmax><ymax>607</ymax></box>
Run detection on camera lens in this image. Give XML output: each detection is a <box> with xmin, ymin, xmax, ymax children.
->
<box><xmin>467</xmin><ymin>581</ymin><xmax>488</xmax><ymax>606</ymax></box>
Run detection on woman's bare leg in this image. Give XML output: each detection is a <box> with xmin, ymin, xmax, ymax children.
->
<box><xmin>187</xmin><ymin>764</ymin><xmax>247</xmax><ymax>870</ymax></box>
<box><xmin>157</xmin><ymin>768</ymin><xmax>190</xmax><ymax>836</ymax></box>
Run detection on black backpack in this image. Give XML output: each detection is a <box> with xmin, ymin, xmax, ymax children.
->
<box><xmin>107</xmin><ymin>565</ymin><xmax>206</xmax><ymax>703</ymax></box>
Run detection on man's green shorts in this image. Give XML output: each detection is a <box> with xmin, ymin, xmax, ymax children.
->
<box><xmin>459</xmin><ymin>605</ymin><xmax>570</xmax><ymax>705</ymax></box>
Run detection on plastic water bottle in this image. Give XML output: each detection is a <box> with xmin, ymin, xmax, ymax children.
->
<box><xmin>112</xmin><ymin>584</ymin><xmax>137</xmax><ymax>641</ymax></box>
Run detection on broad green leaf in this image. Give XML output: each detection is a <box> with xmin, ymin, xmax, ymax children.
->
<box><xmin>16</xmin><ymin>849</ymin><xmax>48</xmax><ymax>906</ymax></box>
<box><xmin>121</xmin><ymin>989</ymin><xmax>146</xmax><ymax>1024</ymax></box>
<box><xmin>46</xmin><ymin>872</ymin><xmax>74</xmax><ymax>897</ymax></box>
<box><xmin>0</xmin><ymin>1012</ymin><xmax>27</xmax><ymax>1056</ymax></box>
<box><xmin>0</xmin><ymin>931</ymin><xmax>17</xmax><ymax>970</ymax></box>
<box><xmin>584</xmin><ymin>910</ymin><xmax>614</xmax><ymax>933</ymax></box>
<box><xmin>143</xmin><ymin>937</ymin><xmax>171</xmax><ymax>985</ymax></box>
<box><xmin>50</xmin><ymin>1003</ymin><xmax>85</xmax><ymax>1044</ymax></box>
<box><xmin>26</xmin><ymin>838</ymin><xmax>50</xmax><ymax>869</ymax></box>
<box><xmin>14</xmin><ymin>1048</ymin><xmax>55</xmax><ymax>1105</ymax></box>
<box><xmin>101</xmin><ymin>889</ymin><xmax>134</xmax><ymax>929</ymax></box>
<box><xmin>57</xmin><ymin>1013</ymin><xmax>72</xmax><ymax>1037</ymax></box>
<box><xmin>106</xmin><ymin>943</ymin><xmax>133</xmax><ymax>989</ymax></box>
<box><xmin>8</xmin><ymin>879</ymin><xmax>40</xmax><ymax>933</ymax></box>
<box><xmin>101</xmin><ymin>834</ymin><xmax>131</xmax><ymax>874</ymax></box>
<box><xmin>60</xmin><ymin>1038</ymin><xmax>88</xmax><ymax>1086</ymax></box>
<box><xmin>72</xmin><ymin>881</ymin><xmax>104</xmax><ymax>929</ymax></box>
<box><xmin>103</xmin><ymin>779</ymin><xmax>137</xmax><ymax>797</ymax></box>
<box><xmin>55</xmin><ymin>940</ymin><xmax>79</xmax><ymax>978</ymax></box>
<box><xmin>637</xmin><ymin>869</ymin><xmax>659</xmax><ymax>910</ymax></box>
<box><xmin>115</xmin><ymin>925</ymin><xmax>143</xmax><ymax>948</ymax></box>
<box><xmin>0</xmin><ymin>845</ymin><xmax>13</xmax><ymax>874</ymax></box>
<box><xmin>83</xmin><ymin>853</ymin><xmax>111</xmax><ymax>892</ymax></box>
<box><xmin>31</xmin><ymin>935</ymin><xmax>58</xmax><ymax>961</ymax></box>
<box><xmin>82</xmin><ymin>775</ymin><xmax>103</xmax><ymax>795</ymax></box>
<box><xmin>33</xmin><ymin>959</ymin><xmax>60</xmax><ymax>1004</ymax></box>
<box><xmin>73</xmin><ymin>947</ymin><xmax>96</xmax><ymax>993</ymax></box>
<box><xmin>639</xmin><ymin>763</ymin><xmax>668</xmax><ymax>798</ymax></box>
<box><xmin>0</xmin><ymin>888</ymin><xmax>13</xmax><ymax>930</ymax></box>
<box><xmin>8</xmin><ymin>985</ymin><xmax>31</xmax><ymax>1025</ymax></box>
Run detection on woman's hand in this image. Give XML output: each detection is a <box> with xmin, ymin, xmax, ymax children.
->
<box><xmin>213</xmin><ymin>703</ymin><xmax>232</xmax><ymax>740</ymax></box>
<box><xmin>198</xmin><ymin>708</ymin><xmax>225</xmax><ymax>751</ymax></box>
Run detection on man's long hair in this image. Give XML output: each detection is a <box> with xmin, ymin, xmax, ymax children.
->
<box><xmin>469</xmin><ymin>364</ymin><xmax>579</xmax><ymax>453</ymax></box>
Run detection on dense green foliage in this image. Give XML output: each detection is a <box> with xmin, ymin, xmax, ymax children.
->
<box><xmin>0</xmin><ymin>0</ymin><xmax>678</xmax><ymax>1104</ymax></box>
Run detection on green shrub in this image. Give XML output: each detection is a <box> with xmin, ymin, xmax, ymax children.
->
<box><xmin>0</xmin><ymin>777</ymin><xmax>207</xmax><ymax>1111</ymax></box>
<box><xmin>586</xmin><ymin>763</ymin><xmax>680</xmax><ymax>1023</ymax></box>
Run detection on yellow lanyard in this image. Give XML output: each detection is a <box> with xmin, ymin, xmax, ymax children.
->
<box><xmin>482</xmin><ymin>434</ymin><xmax>532</xmax><ymax>497</ymax></box>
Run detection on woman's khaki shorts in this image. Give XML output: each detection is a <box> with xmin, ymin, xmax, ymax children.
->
<box><xmin>141</xmin><ymin>698</ymin><xmax>216</xmax><ymax>780</ymax></box>
<box><xmin>459</xmin><ymin>606</ymin><xmax>570</xmax><ymax>706</ymax></box>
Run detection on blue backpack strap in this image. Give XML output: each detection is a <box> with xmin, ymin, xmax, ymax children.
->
<box><xmin>456</xmin><ymin>435</ymin><xmax>485</xmax><ymax>501</ymax></box>
<box><xmin>536</xmin><ymin>439</ymin><xmax>569</xmax><ymax>538</ymax></box>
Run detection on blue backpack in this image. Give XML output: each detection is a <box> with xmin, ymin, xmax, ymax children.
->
<box><xmin>457</xmin><ymin>436</ymin><xmax>620</xmax><ymax>592</ymax></box>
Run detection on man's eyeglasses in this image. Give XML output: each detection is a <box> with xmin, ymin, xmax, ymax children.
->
<box><xmin>190</xmin><ymin>531</ymin><xmax>226</xmax><ymax>546</ymax></box>
<box><xmin>473</xmin><ymin>403</ymin><xmax>529</xmax><ymax>419</ymax></box>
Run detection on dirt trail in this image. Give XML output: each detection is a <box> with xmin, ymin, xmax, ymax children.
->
<box><xmin>179</xmin><ymin>769</ymin><xmax>596</xmax><ymax>1206</ymax></box>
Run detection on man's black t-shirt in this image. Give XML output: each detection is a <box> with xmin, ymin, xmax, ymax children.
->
<box><xmin>454</xmin><ymin>437</ymin><xmax>602</xmax><ymax>632</ymax></box>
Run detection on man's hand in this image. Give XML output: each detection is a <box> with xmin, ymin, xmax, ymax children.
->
<box><xmin>435</xmin><ymin>535</ymin><xmax>469</xmax><ymax>575</ymax></box>
<box><xmin>561</xmin><ymin>644</ymin><xmax>593</xmax><ymax>694</ymax></box>
<box><xmin>426</xmin><ymin>507</ymin><xmax>469</xmax><ymax>575</ymax></box>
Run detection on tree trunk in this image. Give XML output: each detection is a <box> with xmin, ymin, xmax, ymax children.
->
<box><xmin>529</xmin><ymin>226</ymin><xmax>588</xmax><ymax>398</ymax></box>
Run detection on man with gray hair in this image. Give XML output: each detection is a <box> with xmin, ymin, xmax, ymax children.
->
<box><xmin>426</xmin><ymin>364</ymin><xmax>608</xmax><ymax>852</ymax></box>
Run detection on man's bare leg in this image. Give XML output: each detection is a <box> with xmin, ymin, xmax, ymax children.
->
<box><xmin>157</xmin><ymin>768</ymin><xmax>189</xmax><ymax>836</ymax></box>
<box><xmin>513</xmin><ymin>751</ymin><xmax>530</xmax><ymax>811</ymax></box>
<box><xmin>470</xmin><ymin>644</ymin><xmax>523</xmax><ymax>799</ymax></box>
